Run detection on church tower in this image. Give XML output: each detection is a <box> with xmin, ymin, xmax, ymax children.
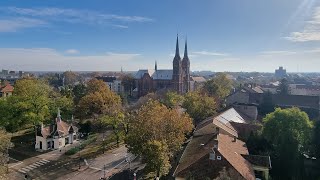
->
<box><xmin>172</xmin><ymin>35</ymin><xmax>183</xmax><ymax>93</ymax></box>
<box><xmin>182</xmin><ymin>38</ymin><xmax>190</xmax><ymax>93</ymax></box>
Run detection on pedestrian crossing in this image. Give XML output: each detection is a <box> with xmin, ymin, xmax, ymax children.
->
<box><xmin>18</xmin><ymin>159</ymin><xmax>50</xmax><ymax>174</ymax></box>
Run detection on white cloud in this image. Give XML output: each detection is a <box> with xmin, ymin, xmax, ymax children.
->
<box><xmin>0</xmin><ymin>18</ymin><xmax>46</xmax><ymax>32</ymax></box>
<box><xmin>192</xmin><ymin>51</ymin><xmax>228</xmax><ymax>56</ymax></box>
<box><xmin>260</xmin><ymin>51</ymin><xmax>297</xmax><ymax>55</ymax></box>
<box><xmin>65</xmin><ymin>49</ymin><xmax>79</xmax><ymax>54</ymax></box>
<box><xmin>111</xmin><ymin>24</ymin><xmax>129</xmax><ymax>29</ymax></box>
<box><xmin>286</xmin><ymin>6</ymin><xmax>320</xmax><ymax>42</ymax></box>
<box><xmin>0</xmin><ymin>48</ymin><xmax>141</xmax><ymax>71</ymax></box>
<box><xmin>3</xmin><ymin>7</ymin><xmax>153</xmax><ymax>26</ymax></box>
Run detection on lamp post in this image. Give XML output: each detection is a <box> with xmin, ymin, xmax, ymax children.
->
<box><xmin>102</xmin><ymin>132</ymin><xmax>105</xmax><ymax>154</ymax></box>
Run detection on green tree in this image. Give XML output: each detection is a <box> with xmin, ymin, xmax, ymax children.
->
<box><xmin>162</xmin><ymin>91</ymin><xmax>184</xmax><ymax>109</ymax></box>
<box><xmin>126</xmin><ymin>100</ymin><xmax>193</xmax><ymax>177</ymax></box>
<box><xmin>182</xmin><ymin>91</ymin><xmax>217</xmax><ymax>124</ymax></box>
<box><xmin>72</xmin><ymin>83</ymin><xmax>87</xmax><ymax>104</ymax></box>
<box><xmin>0</xmin><ymin>128</ymin><xmax>11</xmax><ymax>179</ymax></box>
<box><xmin>202</xmin><ymin>73</ymin><xmax>233</xmax><ymax>100</ymax></box>
<box><xmin>99</xmin><ymin>111</ymin><xmax>125</xmax><ymax>147</ymax></box>
<box><xmin>14</xmin><ymin>78</ymin><xmax>51</xmax><ymax>134</ymax></box>
<box><xmin>262</xmin><ymin>107</ymin><xmax>313</xmax><ymax>179</ymax></box>
<box><xmin>277</xmin><ymin>78</ymin><xmax>289</xmax><ymax>95</ymax></box>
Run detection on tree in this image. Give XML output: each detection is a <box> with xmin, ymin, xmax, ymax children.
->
<box><xmin>72</xmin><ymin>83</ymin><xmax>87</xmax><ymax>105</ymax></box>
<box><xmin>0</xmin><ymin>128</ymin><xmax>11</xmax><ymax>179</ymax></box>
<box><xmin>277</xmin><ymin>78</ymin><xmax>289</xmax><ymax>95</ymax></box>
<box><xmin>202</xmin><ymin>73</ymin><xmax>233</xmax><ymax>100</ymax></box>
<box><xmin>182</xmin><ymin>91</ymin><xmax>217</xmax><ymax>125</ymax></box>
<box><xmin>63</xmin><ymin>71</ymin><xmax>79</xmax><ymax>86</ymax></box>
<box><xmin>126</xmin><ymin>100</ymin><xmax>193</xmax><ymax>177</ymax></box>
<box><xmin>262</xmin><ymin>107</ymin><xmax>313</xmax><ymax>179</ymax></box>
<box><xmin>99</xmin><ymin>111</ymin><xmax>125</xmax><ymax>147</ymax></box>
<box><xmin>162</xmin><ymin>91</ymin><xmax>184</xmax><ymax>109</ymax></box>
<box><xmin>121</xmin><ymin>74</ymin><xmax>136</xmax><ymax>96</ymax></box>
<box><xmin>312</xmin><ymin>121</ymin><xmax>320</xmax><ymax>169</ymax></box>
<box><xmin>78</xmin><ymin>79</ymin><xmax>121</xmax><ymax>119</ymax></box>
<box><xmin>14</xmin><ymin>78</ymin><xmax>51</xmax><ymax>134</ymax></box>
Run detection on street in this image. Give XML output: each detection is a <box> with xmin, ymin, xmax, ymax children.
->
<box><xmin>8</xmin><ymin>144</ymin><xmax>132</xmax><ymax>180</ymax></box>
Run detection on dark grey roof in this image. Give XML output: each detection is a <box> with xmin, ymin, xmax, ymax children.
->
<box><xmin>134</xmin><ymin>69</ymin><xmax>172</xmax><ymax>80</ymax></box>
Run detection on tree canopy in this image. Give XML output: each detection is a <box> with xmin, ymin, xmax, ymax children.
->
<box><xmin>262</xmin><ymin>107</ymin><xmax>313</xmax><ymax>179</ymax></box>
<box><xmin>126</xmin><ymin>100</ymin><xmax>193</xmax><ymax>177</ymax></box>
<box><xmin>182</xmin><ymin>91</ymin><xmax>217</xmax><ymax>125</ymax></box>
<box><xmin>202</xmin><ymin>73</ymin><xmax>233</xmax><ymax>100</ymax></box>
<box><xmin>78</xmin><ymin>78</ymin><xmax>121</xmax><ymax>119</ymax></box>
<box><xmin>277</xmin><ymin>78</ymin><xmax>289</xmax><ymax>95</ymax></box>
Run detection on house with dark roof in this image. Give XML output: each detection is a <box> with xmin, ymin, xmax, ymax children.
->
<box><xmin>0</xmin><ymin>84</ymin><xmax>14</xmax><ymax>97</ymax></box>
<box><xmin>173</xmin><ymin>108</ymin><xmax>271</xmax><ymax>180</ymax></box>
<box><xmin>35</xmin><ymin>109</ymin><xmax>79</xmax><ymax>151</ymax></box>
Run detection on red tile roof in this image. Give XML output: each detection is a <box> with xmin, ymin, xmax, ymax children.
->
<box><xmin>0</xmin><ymin>84</ymin><xmax>14</xmax><ymax>93</ymax></box>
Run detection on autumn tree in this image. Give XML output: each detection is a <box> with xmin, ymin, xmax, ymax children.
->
<box><xmin>78</xmin><ymin>79</ymin><xmax>121</xmax><ymax>119</ymax></box>
<box><xmin>126</xmin><ymin>100</ymin><xmax>193</xmax><ymax>177</ymax></box>
<box><xmin>262</xmin><ymin>108</ymin><xmax>313</xmax><ymax>179</ymax></box>
<box><xmin>202</xmin><ymin>73</ymin><xmax>233</xmax><ymax>100</ymax></box>
<box><xmin>182</xmin><ymin>91</ymin><xmax>217</xmax><ymax>125</ymax></box>
<box><xmin>63</xmin><ymin>71</ymin><xmax>79</xmax><ymax>86</ymax></box>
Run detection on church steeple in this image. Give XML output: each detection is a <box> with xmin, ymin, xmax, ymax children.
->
<box><xmin>175</xmin><ymin>34</ymin><xmax>180</xmax><ymax>58</ymax></box>
<box><xmin>155</xmin><ymin>60</ymin><xmax>158</xmax><ymax>71</ymax></box>
<box><xmin>183</xmin><ymin>38</ymin><xmax>188</xmax><ymax>59</ymax></box>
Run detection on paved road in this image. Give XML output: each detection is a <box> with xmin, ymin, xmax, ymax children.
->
<box><xmin>59</xmin><ymin>145</ymin><xmax>133</xmax><ymax>180</ymax></box>
<box><xmin>9</xmin><ymin>144</ymin><xmax>131</xmax><ymax>180</ymax></box>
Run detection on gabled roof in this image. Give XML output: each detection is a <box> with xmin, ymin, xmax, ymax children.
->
<box><xmin>174</xmin><ymin>133</ymin><xmax>255</xmax><ymax>180</ymax></box>
<box><xmin>134</xmin><ymin>69</ymin><xmax>173</xmax><ymax>80</ymax></box>
<box><xmin>0</xmin><ymin>84</ymin><xmax>14</xmax><ymax>93</ymax></box>
<box><xmin>39</xmin><ymin>118</ymin><xmax>78</xmax><ymax>138</ymax></box>
<box><xmin>134</xmin><ymin>69</ymin><xmax>155</xmax><ymax>79</ymax></box>
<box><xmin>174</xmin><ymin>108</ymin><xmax>256</xmax><ymax>179</ymax></box>
<box><xmin>152</xmin><ymin>70</ymin><xmax>173</xmax><ymax>80</ymax></box>
<box><xmin>191</xmin><ymin>76</ymin><xmax>206</xmax><ymax>82</ymax></box>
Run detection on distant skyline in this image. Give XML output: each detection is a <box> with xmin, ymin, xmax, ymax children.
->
<box><xmin>1</xmin><ymin>0</ymin><xmax>320</xmax><ymax>72</ymax></box>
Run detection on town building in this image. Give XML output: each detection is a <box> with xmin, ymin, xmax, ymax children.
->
<box><xmin>96</xmin><ymin>76</ymin><xmax>124</xmax><ymax>93</ymax></box>
<box><xmin>173</xmin><ymin>108</ymin><xmax>271</xmax><ymax>180</ymax></box>
<box><xmin>35</xmin><ymin>110</ymin><xmax>78</xmax><ymax>151</ymax></box>
<box><xmin>0</xmin><ymin>84</ymin><xmax>14</xmax><ymax>97</ymax></box>
<box><xmin>134</xmin><ymin>36</ymin><xmax>191</xmax><ymax>97</ymax></box>
<box><xmin>289</xmin><ymin>84</ymin><xmax>320</xmax><ymax>96</ymax></box>
<box><xmin>275</xmin><ymin>66</ymin><xmax>287</xmax><ymax>78</ymax></box>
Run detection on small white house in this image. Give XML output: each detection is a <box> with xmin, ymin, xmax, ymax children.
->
<box><xmin>35</xmin><ymin>110</ymin><xmax>78</xmax><ymax>151</ymax></box>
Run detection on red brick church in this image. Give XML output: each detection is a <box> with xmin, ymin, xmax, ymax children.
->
<box><xmin>134</xmin><ymin>35</ymin><xmax>191</xmax><ymax>96</ymax></box>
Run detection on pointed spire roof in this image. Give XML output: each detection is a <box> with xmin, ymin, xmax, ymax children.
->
<box><xmin>155</xmin><ymin>60</ymin><xmax>157</xmax><ymax>71</ymax></box>
<box><xmin>175</xmin><ymin>34</ymin><xmax>180</xmax><ymax>58</ymax></box>
<box><xmin>183</xmin><ymin>37</ymin><xmax>188</xmax><ymax>59</ymax></box>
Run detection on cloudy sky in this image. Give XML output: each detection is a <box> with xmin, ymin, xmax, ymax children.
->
<box><xmin>0</xmin><ymin>0</ymin><xmax>320</xmax><ymax>72</ymax></box>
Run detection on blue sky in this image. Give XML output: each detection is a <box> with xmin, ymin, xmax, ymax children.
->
<box><xmin>0</xmin><ymin>0</ymin><xmax>320</xmax><ymax>72</ymax></box>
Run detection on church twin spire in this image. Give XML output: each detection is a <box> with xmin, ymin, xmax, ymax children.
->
<box><xmin>174</xmin><ymin>34</ymin><xmax>188</xmax><ymax>60</ymax></box>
